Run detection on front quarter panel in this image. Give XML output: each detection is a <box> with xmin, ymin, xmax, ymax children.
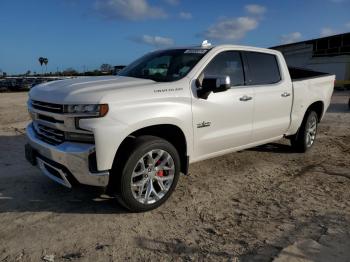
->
<box><xmin>79</xmin><ymin>80</ymin><xmax>193</xmax><ymax>171</ymax></box>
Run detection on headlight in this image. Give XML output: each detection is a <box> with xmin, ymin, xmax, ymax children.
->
<box><xmin>65</xmin><ymin>104</ymin><xmax>109</xmax><ymax>117</ymax></box>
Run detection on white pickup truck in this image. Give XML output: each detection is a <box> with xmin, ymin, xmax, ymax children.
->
<box><xmin>25</xmin><ymin>43</ymin><xmax>334</xmax><ymax>212</ymax></box>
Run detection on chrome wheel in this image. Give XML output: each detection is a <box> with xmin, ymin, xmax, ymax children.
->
<box><xmin>306</xmin><ymin>114</ymin><xmax>317</xmax><ymax>147</ymax></box>
<box><xmin>130</xmin><ymin>149</ymin><xmax>175</xmax><ymax>205</ymax></box>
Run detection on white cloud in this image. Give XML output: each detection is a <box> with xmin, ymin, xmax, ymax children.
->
<box><xmin>201</xmin><ymin>4</ymin><xmax>266</xmax><ymax>42</ymax></box>
<box><xmin>203</xmin><ymin>17</ymin><xmax>258</xmax><ymax>41</ymax></box>
<box><xmin>179</xmin><ymin>11</ymin><xmax>192</xmax><ymax>20</ymax></box>
<box><xmin>280</xmin><ymin>32</ymin><xmax>302</xmax><ymax>44</ymax></box>
<box><xmin>94</xmin><ymin>0</ymin><xmax>167</xmax><ymax>21</ymax></box>
<box><xmin>164</xmin><ymin>0</ymin><xmax>179</xmax><ymax>5</ymax></box>
<box><xmin>320</xmin><ymin>27</ymin><xmax>338</xmax><ymax>37</ymax></box>
<box><xmin>346</xmin><ymin>22</ymin><xmax>350</xmax><ymax>28</ymax></box>
<box><xmin>245</xmin><ymin>4</ymin><xmax>266</xmax><ymax>16</ymax></box>
<box><xmin>132</xmin><ymin>35</ymin><xmax>175</xmax><ymax>47</ymax></box>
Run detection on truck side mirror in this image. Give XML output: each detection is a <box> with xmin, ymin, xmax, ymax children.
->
<box><xmin>197</xmin><ymin>76</ymin><xmax>231</xmax><ymax>99</ymax></box>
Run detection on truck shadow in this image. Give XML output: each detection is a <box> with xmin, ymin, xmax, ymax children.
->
<box><xmin>0</xmin><ymin>181</ymin><xmax>128</xmax><ymax>214</ymax></box>
<box><xmin>248</xmin><ymin>142</ymin><xmax>294</xmax><ymax>154</ymax></box>
<box><xmin>0</xmin><ymin>134</ymin><xmax>128</xmax><ymax>214</ymax></box>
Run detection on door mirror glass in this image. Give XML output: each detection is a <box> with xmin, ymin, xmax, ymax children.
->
<box><xmin>213</xmin><ymin>76</ymin><xmax>231</xmax><ymax>92</ymax></box>
<box><xmin>197</xmin><ymin>75</ymin><xmax>231</xmax><ymax>99</ymax></box>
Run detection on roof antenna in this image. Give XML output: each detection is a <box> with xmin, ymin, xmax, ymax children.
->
<box><xmin>201</xmin><ymin>40</ymin><xmax>212</xmax><ymax>47</ymax></box>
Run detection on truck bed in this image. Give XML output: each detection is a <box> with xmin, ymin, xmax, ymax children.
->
<box><xmin>288</xmin><ymin>67</ymin><xmax>330</xmax><ymax>81</ymax></box>
<box><xmin>287</xmin><ymin>67</ymin><xmax>335</xmax><ymax>136</ymax></box>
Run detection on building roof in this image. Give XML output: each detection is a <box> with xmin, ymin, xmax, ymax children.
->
<box><xmin>271</xmin><ymin>32</ymin><xmax>350</xmax><ymax>49</ymax></box>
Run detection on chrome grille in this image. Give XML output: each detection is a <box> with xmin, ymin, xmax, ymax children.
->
<box><xmin>32</xmin><ymin>100</ymin><xmax>64</xmax><ymax>114</ymax></box>
<box><xmin>34</xmin><ymin>123</ymin><xmax>64</xmax><ymax>145</ymax></box>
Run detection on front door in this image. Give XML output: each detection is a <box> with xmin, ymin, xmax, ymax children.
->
<box><xmin>191</xmin><ymin>51</ymin><xmax>255</xmax><ymax>160</ymax></box>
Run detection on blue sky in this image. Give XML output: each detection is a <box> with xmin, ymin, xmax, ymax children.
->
<box><xmin>1</xmin><ymin>0</ymin><xmax>350</xmax><ymax>74</ymax></box>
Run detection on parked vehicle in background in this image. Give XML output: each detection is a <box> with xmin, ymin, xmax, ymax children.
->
<box><xmin>25</xmin><ymin>42</ymin><xmax>335</xmax><ymax>212</ymax></box>
<box><xmin>0</xmin><ymin>77</ymin><xmax>63</xmax><ymax>92</ymax></box>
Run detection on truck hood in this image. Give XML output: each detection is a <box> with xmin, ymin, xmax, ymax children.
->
<box><xmin>29</xmin><ymin>76</ymin><xmax>156</xmax><ymax>104</ymax></box>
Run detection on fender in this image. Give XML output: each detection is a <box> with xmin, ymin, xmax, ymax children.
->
<box><xmin>80</xmin><ymin>97</ymin><xmax>193</xmax><ymax>171</ymax></box>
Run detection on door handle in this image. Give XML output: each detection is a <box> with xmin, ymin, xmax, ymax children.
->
<box><xmin>239</xmin><ymin>95</ymin><xmax>253</xmax><ymax>102</ymax></box>
<box><xmin>281</xmin><ymin>92</ymin><xmax>291</xmax><ymax>97</ymax></box>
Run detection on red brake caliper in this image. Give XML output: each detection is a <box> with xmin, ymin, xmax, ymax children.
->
<box><xmin>156</xmin><ymin>160</ymin><xmax>164</xmax><ymax>177</ymax></box>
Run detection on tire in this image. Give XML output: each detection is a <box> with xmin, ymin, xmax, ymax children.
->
<box><xmin>114</xmin><ymin>135</ymin><xmax>181</xmax><ymax>212</ymax></box>
<box><xmin>290</xmin><ymin>110</ymin><xmax>318</xmax><ymax>153</ymax></box>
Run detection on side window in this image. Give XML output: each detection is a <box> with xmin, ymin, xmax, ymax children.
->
<box><xmin>203</xmin><ymin>51</ymin><xmax>244</xmax><ymax>86</ymax></box>
<box><xmin>244</xmin><ymin>52</ymin><xmax>281</xmax><ymax>85</ymax></box>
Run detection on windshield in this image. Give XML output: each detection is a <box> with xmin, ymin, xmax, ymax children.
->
<box><xmin>118</xmin><ymin>49</ymin><xmax>209</xmax><ymax>82</ymax></box>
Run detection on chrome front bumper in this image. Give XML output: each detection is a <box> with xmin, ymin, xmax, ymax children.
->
<box><xmin>26</xmin><ymin>123</ymin><xmax>109</xmax><ymax>187</ymax></box>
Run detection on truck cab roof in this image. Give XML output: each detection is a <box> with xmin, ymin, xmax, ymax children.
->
<box><xmin>160</xmin><ymin>43</ymin><xmax>282</xmax><ymax>57</ymax></box>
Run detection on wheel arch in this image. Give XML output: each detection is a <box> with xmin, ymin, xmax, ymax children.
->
<box><xmin>112</xmin><ymin>124</ymin><xmax>189</xmax><ymax>180</ymax></box>
<box><xmin>306</xmin><ymin>101</ymin><xmax>324</xmax><ymax>122</ymax></box>
<box><xmin>286</xmin><ymin>100</ymin><xmax>325</xmax><ymax>138</ymax></box>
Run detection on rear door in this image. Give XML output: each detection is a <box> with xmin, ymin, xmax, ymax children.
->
<box><xmin>242</xmin><ymin>51</ymin><xmax>293</xmax><ymax>142</ymax></box>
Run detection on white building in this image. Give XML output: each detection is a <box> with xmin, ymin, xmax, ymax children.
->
<box><xmin>272</xmin><ymin>33</ymin><xmax>350</xmax><ymax>88</ymax></box>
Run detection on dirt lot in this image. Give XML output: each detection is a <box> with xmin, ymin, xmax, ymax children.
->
<box><xmin>0</xmin><ymin>91</ymin><xmax>349</xmax><ymax>261</ymax></box>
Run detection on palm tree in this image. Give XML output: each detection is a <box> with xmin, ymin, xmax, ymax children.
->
<box><xmin>38</xmin><ymin>57</ymin><xmax>44</xmax><ymax>75</ymax></box>
<box><xmin>43</xmin><ymin>58</ymin><xmax>48</xmax><ymax>74</ymax></box>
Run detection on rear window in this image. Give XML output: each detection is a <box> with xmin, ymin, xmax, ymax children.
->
<box><xmin>244</xmin><ymin>52</ymin><xmax>281</xmax><ymax>85</ymax></box>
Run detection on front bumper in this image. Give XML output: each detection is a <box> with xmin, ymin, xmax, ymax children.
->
<box><xmin>26</xmin><ymin>123</ymin><xmax>109</xmax><ymax>187</ymax></box>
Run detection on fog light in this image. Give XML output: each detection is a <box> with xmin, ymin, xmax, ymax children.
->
<box><xmin>65</xmin><ymin>132</ymin><xmax>94</xmax><ymax>143</ymax></box>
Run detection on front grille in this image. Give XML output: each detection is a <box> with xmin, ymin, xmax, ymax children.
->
<box><xmin>38</xmin><ymin>114</ymin><xmax>64</xmax><ymax>124</ymax></box>
<box><xmin>34</xmin><ymin>123</ymin><xmax>64</xmax><ymax>145</ymax></box>
<box><xmin>32</xmin><ymin>100</ymin><xmax>64</xmax><ymax>114</ymax></box>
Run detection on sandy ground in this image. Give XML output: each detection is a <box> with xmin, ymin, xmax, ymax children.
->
<box><xmin>0</xmin><ymin>91</ymin><xmax>349</xmax><ymax>262</ymax></box>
